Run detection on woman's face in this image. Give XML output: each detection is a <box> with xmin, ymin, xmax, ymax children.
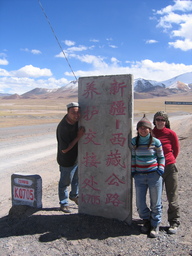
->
<box><xmin>155</xmin><ymin>115</ymin><xmax>166</xmax><ymax>129</ymax></box>
<box><xmin>138</xmin><ymin>126</ymin><xmax>150</xmax><ymax>137</ymax></box>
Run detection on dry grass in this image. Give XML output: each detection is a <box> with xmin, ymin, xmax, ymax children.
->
<box><xmin>134</xmin><ymin>92</ymin><xmax>192</xmax><ymax>115</ymax></box>
<box><xmin>0</xmin><ymin>92</ymin><xmax>191</xmax><ymax>127</ymax></box>
<box><xmin>0</xmin><ymin>98</ymin><xmax>74</xmax><ymax>127</ymax></box>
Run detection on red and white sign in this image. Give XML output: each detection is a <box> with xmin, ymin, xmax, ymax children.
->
<box><xmin>13</xmin><ymin>186</ymin><xmax>34</xmax><ymax>202</ymax></box>
<box><xmin>14</xmin><ymin>178</ymin><xmax>33</xmax><ymax>186</ymax></box>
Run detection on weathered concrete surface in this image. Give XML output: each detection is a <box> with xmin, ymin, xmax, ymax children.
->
<box><xmin>78</xmin><ymin>74</ymin><xmax>133</xmax><ymax>223</ymax></box>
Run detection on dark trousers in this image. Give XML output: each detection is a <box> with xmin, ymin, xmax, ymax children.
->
<box><xmin>162</xmin><ymin>163</ymin><xmax>180</xmax><ymax>224</ymax></box>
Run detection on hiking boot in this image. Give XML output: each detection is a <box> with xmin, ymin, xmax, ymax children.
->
<box><xmin>150</xmin><ymin>226</ymin><xmax>159</xmax><ymax>238</ymax></box>
<box><xmin>168</xmin><ymin>222</ymin><xmax>179</xmax><ymax>234</ymax></box>
<box><xmin>60</xmin><ymin>205</ymin><xmax>71</xmax><ymax>213</ymax></box>
<box><xmin>69</xmin><ymin>196</ymin><xmax>78</xmax><ymax>205</ymax></box>
<box><xmin>141</xmin><ymin>220</ymin><xmax>151</xmax><ymax>234</ymax></box>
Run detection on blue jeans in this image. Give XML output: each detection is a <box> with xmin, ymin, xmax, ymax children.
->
<box><xmin>134</xmin><ymin>172</ymin><xmax>163</xmax><ymax>228</ymax></box>
<box><xmin>58</xmin><ymin>164</ymin><xmax>78</xmax><ymax>206</ymax></box>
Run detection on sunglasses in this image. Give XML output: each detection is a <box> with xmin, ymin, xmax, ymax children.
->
<box><xmin>155</xmin><ymin>118</ymin><xmax>166</xmax><ymax>122</ymax></box>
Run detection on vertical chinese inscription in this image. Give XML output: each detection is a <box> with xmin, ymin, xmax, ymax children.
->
<box><xmin>78</xmin><ymin>75</ymin><xmax>133</xmax><ymax>223</ymax></box>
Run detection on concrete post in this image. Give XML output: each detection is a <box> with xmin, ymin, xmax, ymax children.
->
<box><xmin>11</xmin><ymin>173</ymin><xmax>42</xmax><ymax>208</ymax></box>
<box><xmin>78</xmin><ymin>74</ymin><xmax>133</xmax><ymax>224</ymax></box>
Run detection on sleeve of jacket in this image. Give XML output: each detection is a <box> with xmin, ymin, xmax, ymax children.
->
<box><xmin>155</xmin><ymin>138</ymin><xmax>165</xmax><ymax>176</ymax></box>
<box><xmin>170</xmin><ymin>130</ymin><xmax>180</xmax><ymax>159</ymax></box>
<box><xmin>131</xmin><ymin>138</ymin><xmax>137</xmax><ymax>177</ymax></box>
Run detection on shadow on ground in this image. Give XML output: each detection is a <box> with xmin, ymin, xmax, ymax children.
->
<box><xmin>0</xmin><ymin>205</ymin><xmax>141</xmax><ymax>242</ymax></box>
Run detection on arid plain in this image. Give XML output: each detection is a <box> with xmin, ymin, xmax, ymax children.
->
<box><xmin>0</xmin><ymin>92</ymin><xmax>192</xmax><ymax>256</ymax></box>
<box><xmin>0</xmin><ymin>91</ymin><xmax>192</xmax><ymax>128</ymax></box>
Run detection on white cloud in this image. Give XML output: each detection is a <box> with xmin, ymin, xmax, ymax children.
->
<box><xmin>154</xmin><ymin>0</ymin><xmax>192</xmax><ymax>51</ymax></box>
<box><xmin>0</xmin><ymin>76</ymin><xmax>70</xmax><ymax>94</ymax></box>
<box><xmin>0</xmin><ymin>76</ymin><xmax>37</xmax><ymax>94</ymax></box>
<box><xmin>10</xmin><ymin>65</ymin><xmax>52</xmax><ymax>78</ymax></box>
<box><xmin>21</xmin><ymin>48</ymin><xmax>29</xmax><ymax>52</ymax></box>
<box><xmin>55</xmin><ymin>45</ymin><xmax>95</xmax><ymax>58</ymax></box>
<box><xmin>146</xmin><ymin>40</ymin><xmax>158</xmax><ymax>44</ymax></box>
<box><xmin>109</xmin><ymin>45</ymin><xmax>118</xmax><ymax>49</ymax></box>
<box><xmin>1</xmin><ymin>58</ymin><xmax>192</xmax><ymax>94</ymax></box>
<box><xmin>72</xmin><ymin>54</ymin><xmax>108</xmax><ymax>69</ymax></box>
<box><xmin>55</xmin><ymin>52</ymin><xmax>69</xmax><ymax>58</ymax></box>
<box><xmin>0</xmin><ymin>68</ymin><xmax>10</xmax><ymax>76</ymax></box>
<box><xmin>66</xmin><ymin>45</ymin><xmax>88</xmax><ymax>52</ymax></box>
<box><xmin>64</xmin><ymin>40</ymin><xmax>75</xmax><ymax>46</ymax></box>
<box><xmin>36</xmin><ymin>77</ymin><xmax>69</xmax><ymax>88</ymax></box>
<box><xmin>111</xmin><ymin>57</ymin><xmax>120</xmax><ymax>64</ymax></box>
<box><xmin>21</xmin><ymin>48</ymin><xmax>42</xmax><ymax>54</ymax></box>
<box><xmin>125</xmin><ymin>59</ymin><xmax>192</xmax><ymax>81</ymax></box>
<box><xmin>65</xmin><ymin>57</ymin><xmax>192</xmax><ymax>82</ymax></box>
<box><xmin>90</xmin><ymin>39</ymin><xmax>99</xmax><ymax>43</ymax></box>
<box><xmin>0</xmin><ymin>59</ymin><xmax>9</xmax><ymax>65</ymax></box>
<box><xmin>172</xmin><ymin>18</ymin><xmax>192</xmax><ymax>40</ymax></box>
<box><xmin>0</xmin><ymin>52</ymin><xmax>7</xmax><ymax>57</ymax></box>
<box><xmin>169</xmin><ymin>38</ymin><xmax>192</xmax><ymax>51</ymax></box>
<box><xmin>31</xmin><ymin>49</ymin><xmax>42</xmax><ymax>55</ymax></box>
<box><xmin>156</xmin><ymin>0</ymin><xmax>192</xmax><ymax>14</ymax></box>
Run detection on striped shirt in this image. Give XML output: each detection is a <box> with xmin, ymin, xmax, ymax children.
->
<box><xmin>131</xmin><ymin>134</ymin><xmax>165</xmax><ymax>176</ymax></box>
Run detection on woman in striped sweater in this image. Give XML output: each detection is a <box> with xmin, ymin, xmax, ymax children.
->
<box><xmin>131</xmin><ymin>115</ymin><xmax>165</xmax><ymax>238</ymax></box>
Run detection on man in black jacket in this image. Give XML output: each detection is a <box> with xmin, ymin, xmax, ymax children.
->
<box><xmin>56</xmin><ymin>102</ymin><xmax>85</xmax><ymax>213</ymax></box>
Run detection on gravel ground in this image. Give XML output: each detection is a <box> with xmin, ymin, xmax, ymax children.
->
<box><xmin>0</xmin><ymin>114</ymin><xmax>192</xmax><ymax>256</ymax></box>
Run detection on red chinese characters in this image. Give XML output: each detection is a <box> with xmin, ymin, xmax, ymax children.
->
<box><xmin>82</xmin><ymin>81</ymin><xmax>101</xmax><ymax>99</ymax></box>
<box><xmin>110</xmin><ymin>133</ymin><xmax>126</xmax><ymax>147</ymax></box>
<box><xmin>109</xmin><ymin>101</ymin><xmax>126</xmax><ymax>116</ymax></box>
<box><xmin>82</xmin><ymin>152</ymin><xmax>101</xmax><ymax>167</ymax></box>
<box><xmin>83</xmin><ymin>129</ymin><xmax>101</xmax><ymax>145</ymax></box>
<box><xmin>110</xmin><ymin>79</ymin><xmax>127</xmax><ymax>97</ymax></box>
<box><xmin>83</xmin><ymin>106</ymin><xmax>99</xmax><ymax>121</ymax></box>
<box><xmin>81</xmin><ymin>173</ymin><xmax>126</xmax><ymax>206</ymax></box>
<box><xmin>80</xmin><ymin>78</ymin><xmax>129</xmax><ymax>208</ymax></box>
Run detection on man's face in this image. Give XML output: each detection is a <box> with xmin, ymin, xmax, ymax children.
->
<box><xmin>68</xmin><ymin>107</ymin><xmax>80</xmax><ymax>122</ymax></box>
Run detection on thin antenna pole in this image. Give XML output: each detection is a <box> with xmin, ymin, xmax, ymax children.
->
<box><xmin>38</xmin><ymin>0</ymin><xmax>78</xmax><ymax>81</ymax></box>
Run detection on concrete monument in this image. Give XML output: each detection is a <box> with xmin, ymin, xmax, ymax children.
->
<box><xmin>78</xmin><ymin>74</ymin><xmax>133</xmax><ymax>223</ymax></box>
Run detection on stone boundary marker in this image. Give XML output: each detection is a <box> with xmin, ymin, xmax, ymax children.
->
<box><xmin>78</xmin><ymin>74</ymin><xmax>133</xmax><ymax>224</ymax></box>
<box><xmin>11</xmin><ymin>173</ymin><xmax>42</xmax><ymax>208</ymax></box>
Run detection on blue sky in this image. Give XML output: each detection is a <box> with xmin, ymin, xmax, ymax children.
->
<box><xmin>0</xmin><ymin>0</ymin><xmax>192</xmax><ymax>94</ymax></box>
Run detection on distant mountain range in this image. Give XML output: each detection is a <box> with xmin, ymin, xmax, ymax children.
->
<box><xmin>1</xmin><ymin>72</ymin><xmax>192</xmax><ymax>99</ymax></box>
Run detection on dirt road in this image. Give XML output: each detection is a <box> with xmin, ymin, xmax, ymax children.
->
<box><xmin>0</xmin><ymin>123</ymin><xmax>59</xmax><ymax>218</ymax></box>
<box><xmin>0</xmin><ymin>114</ymin><xmax>192</xmax><ymax>255</ymax></box>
